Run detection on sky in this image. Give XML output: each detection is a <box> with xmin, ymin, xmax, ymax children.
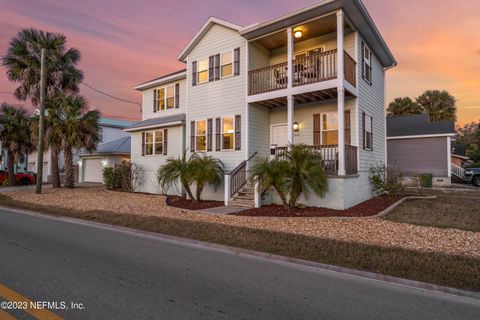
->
<box><xmin>0</xmin><ymin>0</ymin><xmax>479</xmax><ymax>125</ymax></box>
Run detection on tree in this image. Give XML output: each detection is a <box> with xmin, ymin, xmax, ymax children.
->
<box><xmin>0</xmin><ymin>103</ymin><xmax>33</xmax><ymax>186</ymax></box>
<box><xmin>416</xmin><ymin>90</ymin><xmax>456</xmax><ymax>121</ymax></box>
<box><xmin>456</xmin><ymin>121</ymin><xmax>480</xmax><ymax>146</ymax></box>
<box><xmin>157</xmin><ymin>152</ymin><xmax>224</xmax><ymax>201</ymax></box>
<box><xmin>250</xmin><ymin>144</ymin><xmax>328</xmax><ymax>209</ymax></box>
<box><xmin>2</xmin><ymin>28</ymin><xmax>84</xmax><ymax>187</ymax></box>
<box><xmin>387</xmin><ymin>97</ymin><xmax>423</xmax><ymax>117</ymax></box>
<box><xmin>47</xmin><ymin>92</ymin><xmax>99</xmax><ymax>188</ymax></box>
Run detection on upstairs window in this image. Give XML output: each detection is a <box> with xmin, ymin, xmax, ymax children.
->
<box><xmin>363</xmin><ymin>112</ymin><xmax>373</xmax><ymax>151</ymax></box>
<box><xmin>362</xmin><ymin>42</ymin><xmax>372</xmax><ymax>84</ymax></box>
<box><xmin>222</xmin><ymin>117</ymin><xmax>235</xmax><ymax>150</ymax></box>
<box><xmin>153</xmin><ymin>84</ymin><xmax>178</xmax><ymax>112</ymax></box>
<box><xmin>98</xmin><ymin>127</ymin><xmax>104</xmax><ymax>142</ymax></box>
<box><xmin>166</xmin><ymin>85</ymin><xmax>175</xmax><ymax>109</ymax></box>
<box><xmin>197</xmin><ymin>59</ymin><xmax>209</xmax><ymax>84</ymax></box>
<box><xmin>221</xmin><ymin>51</ymin><xmax>233</xmax><ymax>78</ymax></box>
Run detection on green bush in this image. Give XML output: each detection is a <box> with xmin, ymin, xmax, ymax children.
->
<box><xmin>102</xmin><ymin>161</ymin><xmax>144</xmax><ymax>192</ymax></box>
<box><xmin>103</xmin><ymin>167</ymin><xmax>120</xmax><ymax>190</ymax></box>
<box><xmin>369</xmin><ymin>163</ymin><xmax>404</xmax><ymax>197</ymax></box>
<box><xmin>419</xmin><ymin>173</ymin><xmax>433</xmax><ymax>188</ymax></box>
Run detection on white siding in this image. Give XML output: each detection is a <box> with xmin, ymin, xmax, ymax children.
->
<box><xmin>248</xmin><ymin>104</ymin><xmax>271</xmax><ymax>160</ymax></box>
<box><xmin>357</xmin><ymin>34</ymin><xmax>386</xmax><ymax>172</ymax></box>
<box><xmin>141</xmin><ymin>79</ymin><xmax>186</xmax><ymax>120</ymax></box>
<box><xmin>130</xmin><ymin>125</ymin><xmax>184</xmax><ymax>194</ymax></box>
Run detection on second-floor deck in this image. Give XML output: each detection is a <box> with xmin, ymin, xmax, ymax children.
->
<box><xmin>248</xmin><ymin>49</ymin><xmax>356</xmax><ymax>96</ymax></box>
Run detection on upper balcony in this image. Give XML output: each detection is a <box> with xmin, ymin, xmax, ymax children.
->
<box><xmin>246</xmin><ymin>12</ymin><xmax>357</xmax><ymax>101</ymax></box>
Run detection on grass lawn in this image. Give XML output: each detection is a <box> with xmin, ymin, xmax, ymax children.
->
<box><xmin>0</xmin><ymin>193</ymin><xmax>479</xmax><ymax>291</ymax></box>
<box><xmin>385</xmin><ymin>192</ymin><xmax>480</xmax><ymax>232</ymax></box>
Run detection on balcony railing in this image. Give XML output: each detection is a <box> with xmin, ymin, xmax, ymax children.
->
<box><xmin>248</xmin><ymin>50</ymin><xmax>356</xmax><ymax>96</ymax></box>
<box><xmin>274</xmin><ymin>144</ymin><xmax>358</xmax><ymax>175</ymax></box>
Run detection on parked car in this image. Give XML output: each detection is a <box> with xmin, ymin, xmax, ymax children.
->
<box><xmin>0</xmin><ymin>170</ymin><xmax>36</xmax><ymax>185</ymax></box>
<box><xmin>464</xmin><ymin>167</ymin><xmax>480</xmax><ymax>187</ymax></box>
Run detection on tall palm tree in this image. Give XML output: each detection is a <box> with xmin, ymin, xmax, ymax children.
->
<box><xmin>47</xmin><ymin>92</ymin><xmax>99</xmax><ymax>188</ymax></box>
<box><xmin>2</xmin><ymin>28</ymin><xmax>84</xmax><ymax>187</ymax></box>
<box><xmin>416</xmin><ymin>90</ymin><xmax>457</xmax><ymax>121</ymax></box>
<box><xmin>0</xmin><ymin>103</ymin><xmax>33</xmax><ymax>186</ymax></box>
<box><xmin>387</xmin><ymin>97</ymin><xmax>423</xmax><ymax>117</ymax></box>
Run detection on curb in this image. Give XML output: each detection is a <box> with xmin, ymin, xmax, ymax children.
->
<box><xmin>1</xmin><ymin>205</ymin><xmax>479</xmax><ymax>302</ymax></box>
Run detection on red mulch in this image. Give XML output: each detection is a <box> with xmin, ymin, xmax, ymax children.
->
<box><xmin>166</xmin><ymin>196</ymin><xmax>224</xmax><ymax>210</ymax></box>
<box><xmin>232</xmin><ymin>196</ymin><xmax>402</xmax><ymax>217</ymax></box>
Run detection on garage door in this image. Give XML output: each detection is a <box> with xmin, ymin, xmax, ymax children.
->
<box><xmin>83</xmin><ymin>159</ymin><xmax>103</xmax><ymax>183</ymax></box>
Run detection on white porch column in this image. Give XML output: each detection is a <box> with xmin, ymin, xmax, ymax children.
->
<box><xmin>287</xmin><ymin>27</ymin><xmax>293</xmax><ymax>89</ymax></box>
<box><xmin>447</xmin><ymin>136</ymin><xmax>452</xmax><ymax>178</ymax></box>
<box><xmin>224</xmin><ymin>174</ymin><xmax>231</xmax><ymax>206</ymax></box>
<box><xmin>287</xmin><ymin>95</ymin><xmax>294</xmax><ymax>145</ymax></box>
<box><xmin>337</xmin><ymin>10</ymin><xmax>346</xmax><ymax>176</ymax></box>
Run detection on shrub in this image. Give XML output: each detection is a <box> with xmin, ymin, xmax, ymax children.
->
<box><xmin>103</xmin><ymin>167</ymin><xmax>120</xmax><ymax>190</ymax></box>
<box><xmin>102</xmin><ymin>161</ymin><xmax>144</xmax><ymax>192</ymax></box>
<box><xmin>369</xmin><ymin>163</ymin><xmax>404</xmax><ymax>197</ymax></box>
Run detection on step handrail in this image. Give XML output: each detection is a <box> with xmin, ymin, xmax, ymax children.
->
<box><xmin>228</xmin><ymin>152</ymin><xmax>258</xmax><ymax>198</ymax></box>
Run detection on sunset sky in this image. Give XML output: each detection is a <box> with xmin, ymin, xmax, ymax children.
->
<box><xmin>0</xmin><ymin>0</ymin><xmax>479</xmax><ymax>125</ymax></box>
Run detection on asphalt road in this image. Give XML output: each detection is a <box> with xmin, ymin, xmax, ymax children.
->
<box><xmin>0</xmin><ymin>208</ymin><xmax>479</xmax><ymax>320</ymax></box>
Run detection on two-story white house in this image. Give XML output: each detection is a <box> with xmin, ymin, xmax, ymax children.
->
<box><xmin>127</xmin><ymin>0</ymin><xmax>396</xmax><ymax>210</ymax></box>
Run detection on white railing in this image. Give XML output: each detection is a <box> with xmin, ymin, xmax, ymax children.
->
<box><xmin>451</xmin><ymin>163</ymin><xmax>465</xmax><ymax>180</ymax></box>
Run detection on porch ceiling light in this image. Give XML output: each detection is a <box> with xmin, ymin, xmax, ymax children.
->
<box><xmin>293</xmin><ymin>121</ymin><xmax>300</xmax><ymax>132</ymax></box>
<box><xmin>294</xmin><ymin>30</ymin><xmax>303</xmax><ymax>39</ymax></box>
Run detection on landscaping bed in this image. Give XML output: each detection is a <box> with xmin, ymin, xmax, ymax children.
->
<box><xmin>166</xmin><ymin>195</ymin><xmax>224</xmax><ymax>210</ymax></box>
<box><xmin>234</xmin><ymin>196</ymin><xmax>401</xmax><ymax>217</ymax></box>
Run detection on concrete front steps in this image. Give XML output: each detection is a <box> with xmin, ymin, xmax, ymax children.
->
<box><xmin>228</xmin><ymin>185</ymin><xmax>255</xmax><ymax>208</ymax></box>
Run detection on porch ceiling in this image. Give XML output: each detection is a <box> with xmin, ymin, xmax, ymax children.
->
<box><xmin>252</xmin><ymin>88</ymin><xmax>354</xmax><ymax>108</ymax></box>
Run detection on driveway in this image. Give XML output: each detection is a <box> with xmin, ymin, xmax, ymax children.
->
<box><xmin>0</xmin><ymin>207</ymin><xmax>479</xmax><ymax>320</ymax></box>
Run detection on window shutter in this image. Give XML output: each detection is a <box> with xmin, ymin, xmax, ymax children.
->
<box><xmin>209</xmin><ymin>56</ymin><xmax>214</xmax><ymax>82</ymax></box>
<box><xmin>234</xmin><ymin>114</ymin><xmax>241</xmax><ymax>150</ymax></box>
<box><xmin>215</xmin><ymin>118</ymin><xmax>221</xmax><ymax>151</ymax></box>
<box><xmin>190</xmin><ymin>121</ymin><xmax>196</xmax><ymax>152</ymax></box>
<box><xmin>313</xmin><ymin>114</ymin><xmax>321</xmax><ymax>146</ymax></box>
<box><xmin>362</xmin><ymin>111</ymin><xmax>366</xmax><ymax>150</ymax></box>
<box><xmin>361</xmin><ymin>42</ymin><xmax>365</xmax><ymax>80</ymax></box>
<box><xmin>192</xmin><ymin>61</ymin><xmax>197</xmax><ymax>86</ymax></box>
<box><xmin>175</xmin><ymin>83</ymin><xmax>179</xmax><ymax>108</ymax></box>
<box><xmin>163</xmin><ymin>129</ymin><xmax>168</xmax><ymax>155</ymax></box>
<box><xmin>141</xmin><ymin>132</ymin><xmax>145</xmax><ymax>156</ymax></box>
<box><xmin>344</xmin><ymin>110</ymin><xmax>351</xmax><ymax>145</ymax></box>
<box><xmin>207</xmin><ymin>118</ymin><xmax>213</xmax><ymax>151</ymax></box>
<box><xmin>370</xmin><ymin>117</ymin><xmax>373</xmax><ymax>150</ymax></box>
<box><xmin>368</xmin><ymin>51</ymin><xmax>373</xmax><ymax>85</ymax></box>
<box><xmin>234</xmin><ymin>48</ymin><xmax>240</xmax><ymax>76</ymax></box>
<box><xmin>214</xmin><ymin>54</ymin><xmax>220</xmax><ymax>80</ymax></box>
<box><xmin>153</xmin><ymin>90</ymin><xmax>157</xmax><ymax>113</ymax></box>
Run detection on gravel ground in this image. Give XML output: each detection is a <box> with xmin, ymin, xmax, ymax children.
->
<box><xmin>5</xmin><ymin>187</ymin><xmax>480</xmax><ymax>258</ymax></box>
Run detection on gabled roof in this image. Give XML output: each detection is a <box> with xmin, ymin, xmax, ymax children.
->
<box><xmin>177</xmin><ymin>17</ymin><xmax>243</xmax><ymax>62</ymax></box>
<box><xmin>79</xmin><ymin>136</ymin><xmax>131</xmax><ymax>156</ymax></box>
<box><xmin>134</xmin><ymin>69</ymin><xmax>186</xmax><ymax>91</ymax></box>
<box><xmin>124</xmin><ymin>113</ymin><xmax>186</xmax><ymax>132</ymax></box>
<box><xmin>387</xmin><ymin>114</ymin><xmax>455</xmax><ymax>138</ymax></box>
<box><xmin>98</xmin><ymin>117</ymin><xmax>136</xmax><ymax>129</ymax></box>
<box><xmin>240</xmin><ymin>0</ymin><xmax>396</xmax><ymax>68</ymax></box>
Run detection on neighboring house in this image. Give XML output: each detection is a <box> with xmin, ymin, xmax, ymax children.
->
<box><xmin>78</xmin><ymin>136</ymin><xmax>131</xmax><ymax>183</ymax></box>
<box><xmin>28</xmin><ymin>117</ymin><xmax>134</xmax><ymax>183</ymax></box>
<box><xmin>0</xmin><ymin>142</ymin><xmax>28</xmax><ymax>173</ymax></box>
<box><xmin>451</xmin><ymin>143</ymin><xmax>471</xmax><ymax>168</ymax></box>
<box><xmin>127</xmin><ymin>0</ymin><xmax>396</xmax><ymax>210</ymax></box>
<box><xmin>387</xmin><ymin>114</ymin><xmax>455</xmax><ymax>186</ymax></box>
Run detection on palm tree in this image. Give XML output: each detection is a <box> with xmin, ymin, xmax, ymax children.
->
<box><xmin>250</xmin><ymin>144</ymin><xmax>328</xmax><ymax>209</ymax></box>
<box><xmin>0</xmin><ymin>103</ymin><xmax>33</xmax><ymax>186</ymax></box>
<box><xmin>157</xmin><ymin>151</ymin><xmax>196</xmax><ymax>200</ymax></box>
<box><xmin>2</xmin><ymin>28</ymin><xmax>83</xmax><ymax>106</ymax></box>
<box><xmin>2</xmin><ymin>28</ymin><xmax>84</xmax><ymax>187</ymax></box>
<box><xmin>416</xmin><ymin>90</ymin><xmax>456</xmax><ymax>121</ymax></box>
<box><xmin>47</xmin><ymin>92</ymin><xmax>99</xmax><ymax>188</ymax></box>
<box><xmin>387</xmin><ymin>97</ymin><xmax>423</xmax><ymax>117</ymax></box>
<box><xmin>189</xmin><ymin>154</ymin><xmax>224</xmax><ymax>201</ymax></box>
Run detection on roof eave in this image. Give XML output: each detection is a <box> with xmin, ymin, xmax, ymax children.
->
<box><xmin>134</xmin><ymin>71</ymin><xmax>187</xmax><ymax>91</ymax></box>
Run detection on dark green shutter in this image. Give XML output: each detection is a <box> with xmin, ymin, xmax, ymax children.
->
<box><xmin>234</xmin><ymin>48</ymin><xmax>240</xmax><ymax>76</ymax></box>
<box><xmin>234</xmin><ymin>114</ymin><xmax>241</xmax><ymax>150</ymax></box>
<box><xmin>192</xmin><ymin>61</ymin><xmax>197</xmax><ymax>86</ymax></box>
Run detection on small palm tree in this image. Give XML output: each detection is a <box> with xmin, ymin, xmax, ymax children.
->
<box><xmin>387</xmin><ymin>97</ymin><xmax>423</xmax><ymax>117</ymax></box>
<box><xmin>250</xmin><ymin>144</ymin><xmax>328</xmax><ymax>209</ymax></box>
<box><xmin>190</xmin><ymin>154</ymin><xmax>224</xmax><ymax>201</ymax></box>
<box><xmin>47</xmin><ymin>92</ymin><xmax>99</xmax><ymax>188</ymax></box>
<box><xmin>416</xmin><ymin>90</ymin><xmax>456</xmax><ymax>121</ymax></box>
<box><xmin>157</xmin><ymin>150</ymin><xmax>196</xmax><ymax>200</ymax></box>
<box><xmin>0</xmin><ymin>103</ymin><xmax>33</xmax><ymax>186</ymax></box>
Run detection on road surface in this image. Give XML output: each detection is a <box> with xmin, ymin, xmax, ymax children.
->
<box><xmin>0</xmin><ymin>207</ymin><xmax>479</xmax><ymax>319</ymax></box>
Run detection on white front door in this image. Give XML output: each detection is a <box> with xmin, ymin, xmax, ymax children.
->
<box><xmin>271</xmin><ymin>124</ymin><xmax>288</xmax><ymax>147</ymax></box>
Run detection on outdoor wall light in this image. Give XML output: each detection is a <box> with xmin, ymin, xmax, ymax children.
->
<box><xmin>294</xmin><ymin>30</ymin><xmax>303</xmax><ymax>38</ymax></box>
<box><xmin>293</xmin><ymin>121</ymin><xmax>300</xmax><ymax>132</ymax></box>
<box><xmin>101</xmin><ymin>159</ymin><xmax>107</xmax><ymax>166</ymax></box>
<box><xmin>77</xmin><ymin>160</ymin><xmax>82</xmax><ymax>166</ymax></box>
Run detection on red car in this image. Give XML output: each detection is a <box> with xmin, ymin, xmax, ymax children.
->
<box><xmin>0</xmin><ymin>170</ymin><xmax>36</xmax><ymax>185</ymax></box>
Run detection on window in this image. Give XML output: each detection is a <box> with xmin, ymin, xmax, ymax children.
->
<box><xmin>363</xmin><ymin>113</ymin><xmax>373</xmax><ymax>150</ymax></box>
<box><xmin>197</xmin><ymin>59</ymin><xmax>209</xmax><ymax>84</ymax></box>
<box><xmin>221</xmin><ymin>51</ymin><xmax>233</xmax><ymax>78</ymax></box>
<box><xmin>166</xmin><ymin>85</ymin><xmax>175</xmax><ymax>109</ymax></box>
<box><xmin>196</xmin><ymin>120</ymin><xmax>207</xmax><ymax>151</ymax></box>
<box><xmin>144</xmin><ymin>131</ymin><xmax>154</xmax><ymax>155</ymax></box>
<box><xmin>362</xmin><ymin>42</ymin><xmax>372</xmax><ymax>84</ymax></box>
<box><xmin>98</xmin><ymin>127</ymin><xmax>104</xmax><ymax>142</ymax></box>
<box><xmin>154</xmin><ymin>88</ymin><xmax>165</xmax><ymax>112</ymax></box>
<box><xmin>154</xmin><ymin>85</ymin><xmax>178</xmax><ymax>112</ymax></box>
<box><xmin>321</xmin><ymin>112</ymin><xmax>338</xmax><ymax>145</ymax></box>
<box><xmin>155</xmin><ymin>130</ymin><xmax>164</xmax><ymax>154</ymax></box>
<box><xmin>222</xmin><ymin>117</ymin><xmax>235</xmax><ymax>150</ymax></box>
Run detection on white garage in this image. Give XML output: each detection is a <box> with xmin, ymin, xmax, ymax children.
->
<box><xmin>83</xmin><ymin>158</ymin><xmax>103</xmax><ymax>183</ymax></box>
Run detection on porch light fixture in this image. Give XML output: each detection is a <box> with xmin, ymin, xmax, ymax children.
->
<box><xmin>294</xmin><ymin>30</ymin><xmax>303</xmax><ymax>39</ymax></box>
<box><xmin>293</xmin><ymin>121</ymin><xmax>300</xmax><ymax>132</ymax></box>
<box><xmin>101</xmin><ymin>159</ymin><xmax>107</xmax><ymax>166</ymax></box>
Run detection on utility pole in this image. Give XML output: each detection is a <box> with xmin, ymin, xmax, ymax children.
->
<box><xmin>35</xmin><ymin>48</ymin><xmax>46</xmax><ymax>194</ymax></box>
